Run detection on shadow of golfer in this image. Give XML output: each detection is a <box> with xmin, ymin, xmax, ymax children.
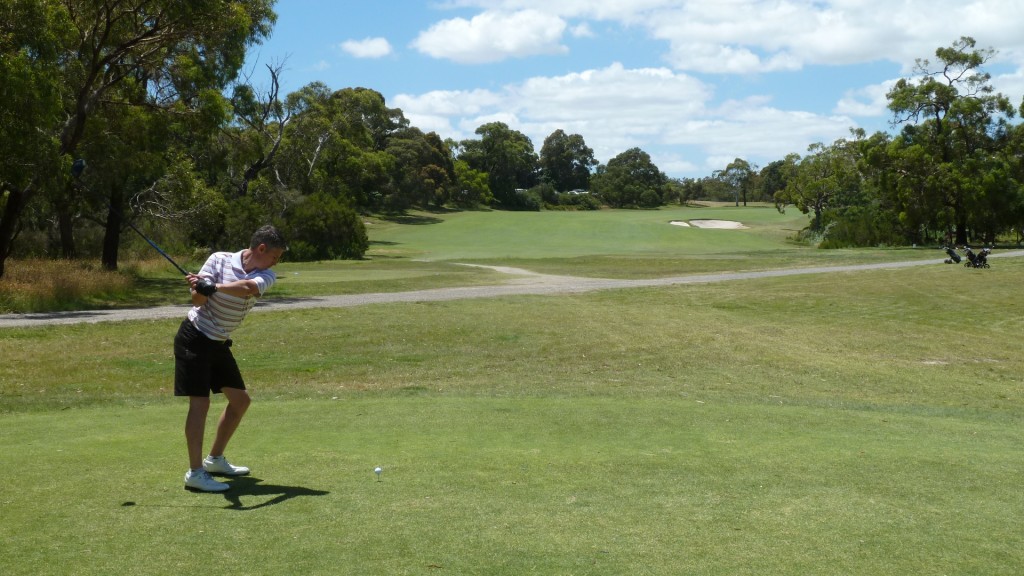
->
<box><xmin>220</xmin><ymin>476</ymin><xmax>329</xmax><ymax>511</ymax></box>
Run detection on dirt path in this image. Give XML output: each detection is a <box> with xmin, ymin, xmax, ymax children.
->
<box><xmin>2</xmin><ymin>251</ymin><xmax>1021</xmax><ymax>328</ymax></box>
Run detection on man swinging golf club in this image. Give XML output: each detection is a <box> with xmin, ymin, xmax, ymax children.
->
<box><xmin>176</xmin><ymin>225</ymin><xmax>287</xmax><ymax>492</ymax></box>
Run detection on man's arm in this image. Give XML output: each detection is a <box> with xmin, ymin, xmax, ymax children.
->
<box><xmin>187</xmin><ymin>275</ymin><xmax>261</xmax><ymax>304</ymax></box>
<box><xmin>214</xmin><ymin>279</ymin><xmax>262</xmax><ymax>298</ymax></box>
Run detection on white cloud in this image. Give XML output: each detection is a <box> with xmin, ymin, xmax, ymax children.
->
<box><xmin>395</xmin><ymin>62</ymin><xmax>854</xmax><ymax>176</ymax></box>
<box><xmin>835</xmin><ymin>80</ymin><xmax>898</xmax><ymax>118</ymax></box>
<box><xmin>569</xmin><ymin>23</ymin><xmax>594</xmax><ymax>38</ymax></box>
<box><xmin>411</xmin><ymin>9</ymin><xmax>568</xmax><ymax>63</ymax></box>
<box><xmin>403</xmin><ymin>1</ymin><xmax>1024</xmax><ymax>177</ymax></box>
<box><xmin>432</xmin><ymin>1</ymin><xmax>1024</xmax><ymax>74</ymax></box>
<box><xmin>992</xmin><ymin>69</ymin><xmax>1024</xmax><ymax>112</ymax></box>
<box><xmin>340</xmin><ymin>37</ymin><xmax>393</xmax><ymax>59</ymax></box>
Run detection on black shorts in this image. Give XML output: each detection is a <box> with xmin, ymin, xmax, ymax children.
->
<box><xmin>173</xmin><ymin>319</ymin><xmax>245</xmax><ymax>397</ymax></box>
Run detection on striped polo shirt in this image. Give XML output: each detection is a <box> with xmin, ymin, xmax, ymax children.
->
<box><xmin>187</xmin><ymin>250</ymin><xmax>276</xmax><ymax>342</ymax></box>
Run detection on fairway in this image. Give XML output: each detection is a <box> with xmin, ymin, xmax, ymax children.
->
<box><xmin>370</xmin><ymin>205</ymin><xmax>810</xmax><ymax>261</ymax></box>
<box><xmin>2</xmin><ymin>209</ymin><xmax>1023</xmax><ymax>575</ymax></box>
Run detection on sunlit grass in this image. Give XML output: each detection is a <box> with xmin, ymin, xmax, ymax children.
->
<box><xmin>1</xmin><ymin>257</ymin><xmax>1023</xmax><ymax>574</ymax></box>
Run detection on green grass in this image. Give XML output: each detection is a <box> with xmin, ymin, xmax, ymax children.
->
<box><xmin>2</xmin><ymin>398</ymin><xmax>1019</xmax><ymax>575</ymax></box>
<box><xmin>3</xmin><ymin>206</ymin><xmax>947</xmax><ymax>313</ymax></box>
<box><xmin>372</xmin><ymin>205</ymin><xmax>806</xmax><ymax>259</ymax></box>
<box><xmin>1</xmin><ymin>207</ymin><xmax>1022</xmax><ymax>574</ymax></box>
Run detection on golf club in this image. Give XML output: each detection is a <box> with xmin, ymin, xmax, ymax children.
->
<box><xmin>71</xmin><ymin>159</ymin><xmax>216</xmax><ymax>295</ymax></box>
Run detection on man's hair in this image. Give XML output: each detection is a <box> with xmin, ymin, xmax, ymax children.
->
<box><xmin>250</xmin><ymin>225</ymin><xmax>288</xmax><ymax>251</ymax></box>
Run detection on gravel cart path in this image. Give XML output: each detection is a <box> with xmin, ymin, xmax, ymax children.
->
<box><xmin>2</xmin><ymin>251</ymin><xmax>1021</xmax><ymax>328</ymax></box>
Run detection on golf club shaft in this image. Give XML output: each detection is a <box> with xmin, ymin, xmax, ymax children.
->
<box><xmin>119</xmin><ymin>214</ymin><xmax>191</xmax><ymax>276</ymax></box>
<box><xmin>72</xmin><ymin>159</ymin><xmax>192</xmax><ymax>276</ymax></box>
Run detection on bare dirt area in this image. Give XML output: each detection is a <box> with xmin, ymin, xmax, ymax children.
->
<box><xmin>5</xmin><ymin>252</ymin><xmax>1023</xmax><ymax>328</ymax></box>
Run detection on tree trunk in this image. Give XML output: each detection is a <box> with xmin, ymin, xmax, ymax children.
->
<box><xmin>954</xmin><ymin>188</ymin><xmax>968</xmax><ymax>245</ymax></box>
<box><xmin>101</xmin><ymin>191</ymin><xmax>124</xmax><ymax>271</ymax></box>
<box><xmin>58</xmin><ymin>205</ymin><xmax>76</xmax><ymax>259</ymax></box>
<box><xmin>0</xmin><ymin>185</ymin><xmax>30</xmax><ymax>278</ymax></box>
<box><xmin>955</xmin><ymin>223</ymin><xmax>968</xmax><ymax>246</ymax></box>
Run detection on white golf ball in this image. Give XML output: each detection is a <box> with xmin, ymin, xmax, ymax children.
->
<box><xmin>374</xmin><ymin>466</ymin><xmax>383</xmax><ymax>474</ymax></box>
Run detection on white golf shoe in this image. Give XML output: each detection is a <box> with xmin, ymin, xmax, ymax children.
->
<box><xmin>203</xmin><ymin>455</ymin><xmax>250</xmax><ymax>476</ymax></box>
<box><xmin>184</xmin><ymin>468</ymin><xmax>229</xmax><ymax>492</ymax></box>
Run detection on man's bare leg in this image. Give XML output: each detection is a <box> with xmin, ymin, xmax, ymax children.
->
<box><xmin>185</xmin><ymin>396</ymin><xmax>211</xmax><ymax>470</ymax></box>
<box><xmin>209</xmin><ymin>387</ymin><xmax>251</xmax><ymax>458</ymax></box>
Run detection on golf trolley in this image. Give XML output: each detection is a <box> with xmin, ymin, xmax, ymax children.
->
<box><xmin>963</xmin><ymin>246</ymin><xmax>991</xmax><ymax>268</ymax></box>
<box><xmin>943</xmin><ymin>246</ymin><xmax>990</xmax><ymax>268</ymax></box>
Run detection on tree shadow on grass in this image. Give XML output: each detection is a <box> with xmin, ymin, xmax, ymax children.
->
<box><xmin>220</xmin><ymin>476</ymin><xmax>329</xmax><ymax>511</ymax></box>
<box><xmin>379</xmin><ymin>213</ymin><xmax>444</xmax><ymax>225</ymax></box>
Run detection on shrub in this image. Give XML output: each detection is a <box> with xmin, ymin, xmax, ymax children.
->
<box><xmin>555</xmin><ymin>192</ymin><xmax>602</xmax><ymax>210</ymax></box>
<box><xmin>284</xmin><ymin>192</ymin><xmax>368</xmax><ymax>260</ymax></box>
<box><xmin>819</xmin><ymin>206</ymin><xmax>904</xmax><ymax>248</ymax></box>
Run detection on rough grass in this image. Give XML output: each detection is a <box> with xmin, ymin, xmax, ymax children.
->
<box><xmin>0</xmin><ymin>259</ymin><xmax>135</xmax><ymax>312</ymax></box>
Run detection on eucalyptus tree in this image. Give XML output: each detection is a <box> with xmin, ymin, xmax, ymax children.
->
<box><xmin>274</xmin><ymin>86</ymin><xmax>406</xmax><ymax>211</ymax></box>
<box><xmin>459</xmin><ymin>122</ymin><xmax>539</xmax><ymax>209</ymax></box>
<box><xmin>226</xmin><ymin>63</ymin><xmax>290</xmax><ymax>198</ymax></box>
<box><xmin>590</xmin><ymin>148</ymin><xmax>667</xmax><ymax>208</ymax></box>
<box><xmin>758</xmin><ymin>159</ymin><xmax>791</xmax><ymax>204</ymax></box>
<box><xmin>886</xmin><ymin>36</ymin><xmax>1015</xmax><ymax>244</ymax></box>
<box><xmin>0</xmin><ymin>0</ymin><xmax>276</xmax><ymax>277</ymax></box>
<box><xmin>386</xmin><ymin>127</ymin><xmax>456</xmax><ymax>210</ymax></box>
<box><xmin>714</xmin><ymin>158</ymin><xmax>757</xmax><ymax>206</ymax></box>
<box><xmin>539</xmin><ymin>129</ymin><xmax>597</xmax><ymax>192</ymax></box>
<box><xmin>775</xmin><ymin>138</ymin><xmax>862</xmax><ymax>233</ymax></box>
<box><xmin>0</xmin><ymin>0</ymin><xmax>70</xmax><ymax>273</ymax></box>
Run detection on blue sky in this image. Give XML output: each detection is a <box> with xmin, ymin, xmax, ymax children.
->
<box><xmin>245</xmin><ymin>1</ymin><xmax>1024</xmax><ymax>178</ymax></box>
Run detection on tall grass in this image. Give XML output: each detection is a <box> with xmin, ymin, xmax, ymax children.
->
<box><xmin>0</xmin><ymin>259</ymin><xmax>135</xmax><ymax>313</ymax></box>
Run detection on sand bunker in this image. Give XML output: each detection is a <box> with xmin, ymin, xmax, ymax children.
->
<box><xmin>670</xmin><ymin>220</ymin><xmax>748</xmax><ymax>229</ymax></box>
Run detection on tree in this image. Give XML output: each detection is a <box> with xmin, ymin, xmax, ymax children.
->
<box><xmin>758</xmin><ymin>159</ymin><xmax>790</xmax><ymax>204</ymax></box>
<box><xmin>539</xmin><ymin>129</ymin><xmax>597</xmax><ymax>192</ymax></box>
<box><xmin>590</xmin><ymin>148</ymin><xmax>667</xmax><ymax>208</ymax></box>
<box><xmin>331</xmin><ymin>87</ymin><xmax>409</xmax><ymax>151</ymax></box>
<box><xmin>271</xmin><ymin>85</ymin><xmax>409</xmax><ymax>212</ymax></box>
<box><xmin>714</xmin><ymin>158</ymin><xmax>757</xmax><ymax>206</ymax></box>
<box><xmin>886</xmin><ymin>36</ymin><xmax>1015</xmax><ymax>244</ymax></box>
<box><xmin>459</xmin><ymin>122</ymin><xmax>539</xmax><ymax>209</ymax></box>
<box><xmin>76</xmin><ymin>91</ymin><xmax>178</xmax><ymax>270</ymax></box>
<box><xmin>775</xmin><ymin>140</ymin><xmax>861</xmax><ymax>232</ymax></box>
<box><xmin>386</xmin><ymin>128</ymin><xmax>455</xmax><ymax>210</ymax></box>
<box><xmin>0</xmin><ymin>0</ymin><xmax>276</xmax><ymax>277</ymax></box>
<box><xmin>0</xmin><ymin>0</ymin><xmax>69</xmax><ymax>273</ymax></box>
<box><xmin>451</xmin><ymin>159</ymin><xmax>493</xmax><ymax>208</ymax></box>
<box><xmin>227</xmin><ymin>63</ymin><xmax>291</xmax><ymax>198</ymax></box>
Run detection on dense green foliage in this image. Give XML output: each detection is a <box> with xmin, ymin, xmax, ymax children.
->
<box><xmin>773</xmin><ymin>37</ymin><xmax>1023</xmax><ymax>247</ymax></box>
<box><xmin>3</xmin><ymin>18</ymin><xmax>1023</xmax><ymax>279</ymax></box>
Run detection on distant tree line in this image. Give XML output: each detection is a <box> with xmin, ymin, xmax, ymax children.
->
<box><xmin>1</xmin><ymin>6</ymin><xmax>1020</xmax><ymax>279</ymax></box>
<box><xmin>681</xmin><ymin>37</ymin><xmax>1024</xmax><ymax>249</ymax></box>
